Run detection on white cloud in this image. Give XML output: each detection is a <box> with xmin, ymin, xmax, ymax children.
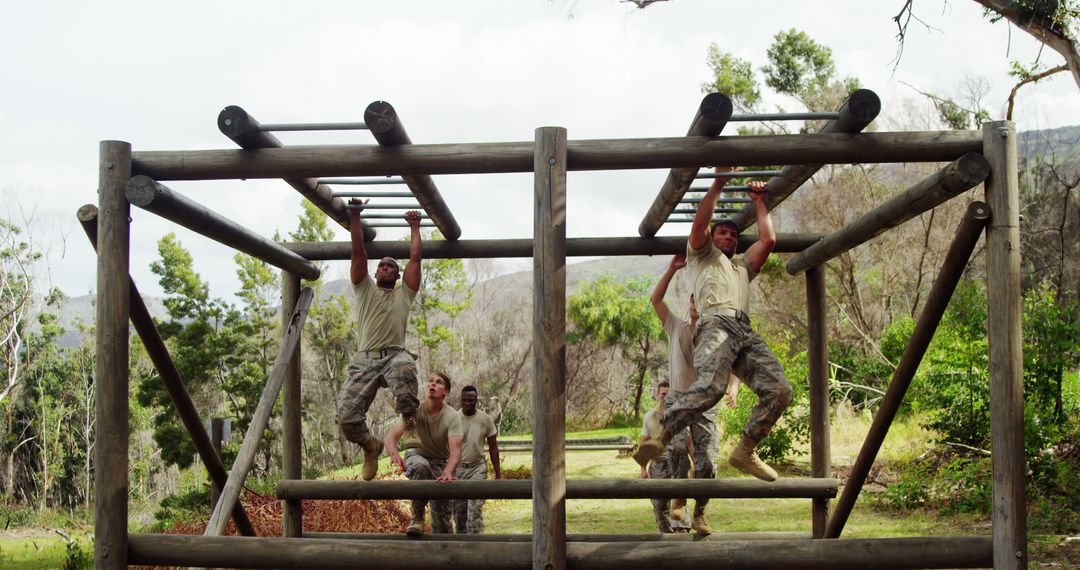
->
<box><xmin>2</xmin><ymin>0</ymin><xmax>1076</xmax><ymax>300</ymax></box>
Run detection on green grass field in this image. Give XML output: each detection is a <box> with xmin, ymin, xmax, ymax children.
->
<box><xmin>4</xmin><ymin>414</ymin><xmax>1076</xmax><ymax>567</ymax></box>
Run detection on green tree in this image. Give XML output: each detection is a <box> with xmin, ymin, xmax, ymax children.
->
<box><xmin>567</xmin><ymin>275</ymin><xmax>664</xmax><ymax>419</ymax></box>
<box><xmin>701</xmin><ymin>45</ymin><xmax>761</xmax><ymax>112</ymax></box>
<box><xmin>141</xmin><ymin>233</ymin><xmax>280</xmax><ymax>471</ymax></box>
<box><xmin>408</xmin><ymin>231</ymin><xmax>473</xmax><ymax>369</ymax></box>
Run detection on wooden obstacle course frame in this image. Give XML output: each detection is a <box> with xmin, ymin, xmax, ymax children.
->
<box><xmin>88</xmin><ymin>95</ymin><xmax>1025</xmax><ymax>569</ymax></box>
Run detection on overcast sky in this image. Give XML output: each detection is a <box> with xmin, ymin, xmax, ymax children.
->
<box><xmin>3</xmin><ymin>0</ymin><xmax>1077</xmax><ymax>301</ymax></box>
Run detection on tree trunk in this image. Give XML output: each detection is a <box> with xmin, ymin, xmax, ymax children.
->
<box><xmin>974</xmin><ymin>0</ymin><xmax>1080</xmax><ymax>90</ymax></box>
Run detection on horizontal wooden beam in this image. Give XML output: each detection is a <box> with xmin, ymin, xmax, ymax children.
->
<box><xmin>365</xmin><ymin>101</ymin><xmax>462</xmax><ymax>240</ymax></box>
<box><xmin>638</xmin><ymin>93</ymin><xmax>733</xmax><ymax>238</ymax></box>
<box><xmin>128</xmin><ymin>534</ymin><xmax>993</xmax><ymax>569</ymax></box>
<box><xmin>283</xmin><ymin>234</ymin><xmax>823</xmax><ymax>260</ymax></box>
<box><xmin>728</xmin><ymin>89</ymin><xmax>881</xmax><ymax>230</ymax></box>
<box><xmin>217</xmin><ymin>105</ymin><xmax>376</xmax><ymax>241</ymax></box>
<box><xmin>276</xmin><ymin>478</ymin><xmax>839</xmax><ymax>500</ymax></box>
<box><xmin>302</xmin><ymin>531</ymin><xmax>810</xmax><ymax>542</ymax></box>
<box><xmin>125</xmin><ymin>176</ymin><xmax>321</xmax><ymax>281</ymax></box>
<box><xmin>786</xmin><ymin>153</ymin><xmax>990</xmax><ymax>275</ymax></box>
<box><xmin>130</xmin><ymin>131</ymin><xmax>983</xmax><ymax>181</ymax></box>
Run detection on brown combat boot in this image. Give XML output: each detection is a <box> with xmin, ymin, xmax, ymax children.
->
<box><xmin>633</xmin><ymin>427</ymin><xmax>673</xmax><ymax>467</ymax></box>
<box><xmin>691</xmin><ymin>501</ymin><xmax>711</xmax><ymax>535</ymax></box>
<box><xmin>361</xmin><ymin>438</ymin><xmax>383</xmax><ymax>481</ymax></box>
<box><xmin>728</xmin><ymin>435</ymin><xmax>778</xmax><ymax>482</ymax></box>
<box><xmin>669</xmin><ymin>498</ymin><xmax>686</xmax><ymax>521</ymax></box>
<box><xmin>692</xmin><ymin>513</ymin><xmax>712</xmax><ymax>535</ymax></box>
<box><xmin>405</xmin><ymin>517</ymin><xmax>424</xmax><ymax>537</ymax></box>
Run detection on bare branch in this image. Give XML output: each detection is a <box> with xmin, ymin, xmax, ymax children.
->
<box><xmin>1006</xmin><ymin>63</ymin><xmax>1069</xmax><ymax>118</ymax></box>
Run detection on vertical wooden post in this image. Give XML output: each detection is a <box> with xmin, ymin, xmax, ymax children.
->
<box><xmin>282</xmin><ymin>271</ymin><xmax>303</xmax><ymax>538</ymax></box>
<box><xmin>532</xmin><ymin>127</ymin><xmax>567</xmax><ymax>570</ymax></box>
<box><xmin>805</xmin><ymin>265</ymin><xmax>830</xmax><ymax>538</ymax></box>
<box><xmin>94</xmin><ymin>140</ymin><xmax>131</xmax><ymax>569</ymax></box>
<box><xmin>210</xmin><ymin>418</ymin><xmax>224</xmax><ymax>510</ymax></box>
<box><xmin>983</xmin><ymin>120</ymin><xmax>1027</xmax><ymax>569</ymax></box>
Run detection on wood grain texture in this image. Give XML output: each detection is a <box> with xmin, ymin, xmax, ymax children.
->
<box><xmin>532</xmin><ymin>126</ymin><xmax>568</xmax><ymax>570</ymax></box>
<box><xmin>217</xmin><ymin>105</ymin><xmax>376</xmax><ymax>241</ymax></box>
<box><xmin>786</xmin><ymin>153</ymin><xmax>990</xmax><ymax>275</ymax></box>
<box><xmin>131</xmin><ymin>131</ymin><xmax>983</xmax><ymax>180</ymax></box>
<box><xmin>983</xmin><ymin>121</ymin><xmax>1027</xmax><ymax>570</ymax></box>
<box><xmin>128</xmin><ymin>534</ymin><xmax>993</xmax><ymax>569</ymax></box>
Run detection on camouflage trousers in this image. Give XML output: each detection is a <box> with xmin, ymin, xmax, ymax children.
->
<box><xmin>668</xmin><ymin>406</ymin><xmax>719</xmax><ymax>511</ymax></box>
<box><xmin>453</xmin><ymin>461</ymin><xmax>488</xmax><ymax>534</ymax></box>
<box><xmin>649</xmin><ymin>430</ymin><xmax>691</xmax><ymax>533</ymax></box>
<box><xmin>404</xmin><ymin>450</ymin><xmax>454</xmax><ymax>533</ymax></box>
<box><xmin>335</xmin><ymin>349</ymin><xmax>419</xmax><ymax>448</ymax></box>
<box><xmin>664</xmin><ymin>315</ymin><xmax>792</xmax><ymax>444</ymax></box>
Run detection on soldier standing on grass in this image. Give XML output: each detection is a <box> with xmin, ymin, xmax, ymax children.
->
<box><xmin>335</xmin><ymin>201</ymin><xmax>423</xmax><ymax>481</ymax></box>
<box><xmin>453</xmin><ymin>385</ymin><xmax>501</xmax><ymax>534</ymax></box>
<box><xmin>638</xmin><ymin>382</ymin><xmax>690</xmax><ymax>533</ymax></box>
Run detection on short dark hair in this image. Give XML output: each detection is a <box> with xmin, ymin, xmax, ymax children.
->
<box><xmin>710</xmin><ymin>219</ymin><xmax>739</xmax><ymax>236</ymax></box>
<box><xmin>656</xmin><ymin>381</ymin><xmax>670</xmax><ymax>391</ymax></box>
<box><xmin>461</xmin><ymin>385</ymin><xmax>478</xmax><ymax>395</ymax></box>
<box><xmin>432</xmin><ymin>371</ymin><xmax>452</xmax><ymax>392</ymax></box>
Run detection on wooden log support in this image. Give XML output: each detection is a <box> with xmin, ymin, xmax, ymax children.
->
<box><xmin>94</xmin><ymin>141</ymin><xmax>131</xmax><ymax>570</ymax></box>
<box><xmin>281</xmin><ymin>272</ymin><xmax>302</xmax><ymax>538</ymax></box>
<box><xmin>728</xmin><ymin>89</ymin><xmax>881</xmax><ymax>230</ymax></box>
<box><xmin>283</xmin><ymin>233</ymin><xmax>823</xmax><ymax>260</ymax></box>
<box><xmin>130</xmin><ymin>130</ymin><xmax>984</xmax><ymax>181</ymax></box>
<box><xmin>125</xmin><ymin>175</ymin><xmax>321</xmax><ymax>281</ymax></box>
<box><xmin>275</xmin><ymin>478</ymin><xmax>839</xmax><ymax>500</ymax></box>
<box><xmin>638</xmin><ymin>93</ymin><xmax>733</xmax><ymax>238</ymax></box>
<box><xmin>825</xmin><ymin>202</ymin><xmax>992</xmax><ymax>539</ymax></box>
<box><xmin>533</xmin><ymin>126</ymin><xmax>568</xmax><ymax>570</ymax></box>
<box><xmin>127</xmin><ymin>534</ymin><xmax>994</xmax><ymax>569</ymax></box>
<box><xmin>77</xmin><ymin>205</ymin><xmax>257</xmax><ymax>537</ymax></box>
<box><xmin>983</xmin><ymin>120</ymin><xmax>1026</xmax><ymax>569</ymax></box>
<box><xmin>301</xmin><ymin>531</ymin><xmax>811</xmax><ymax>542</ymax></box>
<box><xmin>217</xmin><ymin>105</ymin><xmax>376</xmax><ymax>241</ymax></box>
<box><xmin>205</xmin><ymin>288</ymin><xmax>314</xmax><ymax>537</ymax></box>
<box><xmin>364</xmin><ymin>101</ymin><xmax>462</xmax><ymax>240</ymax></box>
<box><xmin>786</xmin><ymin>153</ymin><xmax>991</xmax><ymax>275</ymax></box>
<box><xmin>805</xmin><ymin>265</ymin><xmax>830</xmax><ymax>538</ymax></box>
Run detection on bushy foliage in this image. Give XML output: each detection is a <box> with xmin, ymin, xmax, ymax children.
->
<box><xmin>877</xmin><ymin>280</ymin><xmax>1080</xmax><ymax>532</ymax></box>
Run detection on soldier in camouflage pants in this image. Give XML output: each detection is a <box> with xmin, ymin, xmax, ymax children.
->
<box><xmin>668</xmin><ymin>407</ymin><xmax>720</xmax><ymax>522</ymax></box>
<box><xmin>665</xmin><ymin>314</ymin><xmax>793</xmax><ymax>480</ymax></box>
<box><xmin>453</xmin><ymin>461</ymin><xmax>488</xmax><ymax>534</ymax></box>
<box><xmin>658</xmin><ymin>430</ymin><xmax>692</xmax><ymax>532</ymax></box>
<box><xmin>404</xmin><ymin>450</ymin><xmax>454</xmax><ymax>534</ymax></box>
<box><xmin>336</xmin><ymin>349</ymin><xmax>419</xmax><ymax>450</ymax></box>
<box><xmin>671</xmin><ymin>315</ymin><xmax>791</xmax><ymax>441</ymax></box>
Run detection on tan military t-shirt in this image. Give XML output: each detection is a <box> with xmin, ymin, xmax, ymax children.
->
<box><xmin>353</xmin><ymin>274</ymin><xmax>417</xmax><ymax>351</ymax></box>
<box><xmin>415</xmin><ymin>402</ymin><xmax>463</xmax><ymax>461</ymax></box>
<box><xmin>686</xmin><ymin>240</ymin><xmax>758</xmax><ymax>315</ymax></box>
<box><xmin>663</xmin><ymin>313</ymin><xmax>696</xmax><ymax>393</ymax></box>
<box><xmin>459</xmin><ymin>410</ymin><xmax>497</xmax><ymax>465</ymax></box>
<box><xmin>640</xmin><ymin>408</ymin><xmax>662</xmax><ymax>439</ymax></box>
